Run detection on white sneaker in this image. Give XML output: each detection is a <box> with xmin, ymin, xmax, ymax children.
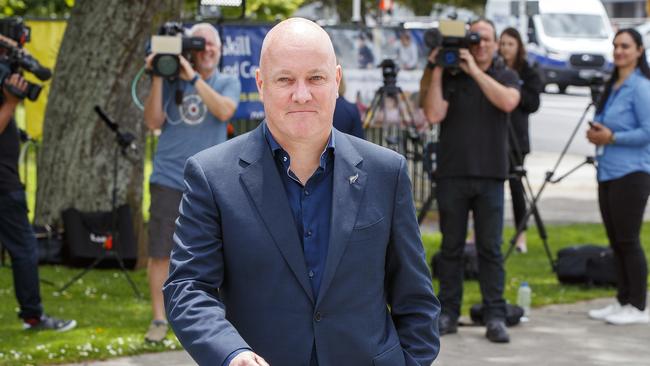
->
<box><xmin>588</xmin><ymin>302</ymin><xmax>622</xmax><ymax>320</ymax></box>
<box><xmin>605</xmin><ymin>305</ymin><xmax>650</xmax><ymax>325</ymax></box>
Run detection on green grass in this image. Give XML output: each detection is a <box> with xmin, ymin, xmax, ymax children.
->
<box><xmin>422</xmin><ymin>223</ymin><xmax>650</xmax><ymax>316</ymax></box>
<box><xmin>0</xmin><ymin>266</ymin><xmax>181</xmax><ymax>365</ymax></box>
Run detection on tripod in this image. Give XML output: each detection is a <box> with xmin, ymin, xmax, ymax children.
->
<box><xmin>58</xmin><ymin>107</ymin><xmax>142</xmax><ymax>298</ymax></box>
<box><xmin>363</xmin><ymin>81</ymin><xmax>419</xmax><ymax>155</ymax></box>
<box><xmin>504</xmin><ymin>101</ymin><xmax>597</xmax><ymax>272</ymax></box>
<box><xmin>362</xmin><ymin>65</ymin><xmax>435</xmax><ymax>223</ymax></box>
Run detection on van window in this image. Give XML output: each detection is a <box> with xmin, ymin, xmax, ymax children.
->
<box><xmin>541</xmin><ymin>14</ymin><xmax>608</xmax><ymax>39</ymax></box>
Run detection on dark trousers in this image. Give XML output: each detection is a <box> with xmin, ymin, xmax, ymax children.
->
<box><xmin>0</xmin><ymin>190</ymin><xmax>43</xmax><ymax>319</ymax></box>
<box><xmin>598</xmin><ymin>172</ymin><xmax>650</xmax><ymax>311</ymax></box>
<box><xmin>509</xmin><ymin>153</ymin><xmax>528</xmax><ymax>231</ymax></box>
<box><xmin>436</xmin><ymin>177</ymin><xmax>507</xmax><ymax>321</ymax></box>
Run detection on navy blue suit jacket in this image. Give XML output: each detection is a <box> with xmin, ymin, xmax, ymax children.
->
<box><xmin>163</xmin><ymin>123</ymin><xmax>440</xmax><ymax>366</ymax></box>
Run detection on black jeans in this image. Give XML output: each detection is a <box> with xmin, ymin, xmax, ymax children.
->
<box><xmin>0</xmin><ymin>190</ymin><xmax>43</xmax><ymax>319</ymax></box>
<box><xmin>436</xmin><ymin>177</ymin><xmax>507</xmax><ymax>321</ymax></box>
<box><xmin>598</xmin><ymin>172</ymin><xmax>650</xmax><ymax>311</ymax></box>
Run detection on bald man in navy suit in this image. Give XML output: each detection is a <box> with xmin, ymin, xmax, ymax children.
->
<box><xmin>163</xmin><ymin>18</ymin><xmax>440</xmax><ymax>366</ymax></box>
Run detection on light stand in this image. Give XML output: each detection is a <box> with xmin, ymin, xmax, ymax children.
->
<box><xmin>58</xmin><ymin>106</ymin><xmax>142</xmax><ymax>298</ymax></box>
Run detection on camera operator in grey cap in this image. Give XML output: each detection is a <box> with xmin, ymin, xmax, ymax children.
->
<box><xmin>143</xmin><ymin>22</ymin><xmax>241</xmax><ymax>343</ymax></box>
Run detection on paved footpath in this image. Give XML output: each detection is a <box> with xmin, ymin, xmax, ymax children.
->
<box><xmin>62</xmin><ymin>298</ymin><xmax>650</xmax><ymax>366</ymax></box>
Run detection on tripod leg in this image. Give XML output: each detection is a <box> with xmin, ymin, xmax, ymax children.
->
<box><xmin>58</xmin><ymin>253</ymin><xmax>106</xmax><ymax>292</ymax></box>
<box><xmin>529</xmin><ymin>202</ymin><xmax>556</xmax><ymax>271</ymax></box>
<box><xmin>112</xmin><ymin>252</ymin><xmax>142</xmax><ymax>299</ymax></box>
<box><xmin>505</xmin><ymin>173</ymin><xmax>556</xmax><ymax>271</ymax></box>
<box><xmin>418</xmin><ymin>192</ymin><xmax>435</xmax><ymax>225</ymax></box>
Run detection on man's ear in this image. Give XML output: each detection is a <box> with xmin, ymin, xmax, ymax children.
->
<box><xmin>255</xmin><ymin>68</ymin><xmax>264</xmax><ymax>102</ymax></box>
<box><xmin>335</xmin><ymin>64</ymin><xmax>342</xmax><ymax>93</ymax></box>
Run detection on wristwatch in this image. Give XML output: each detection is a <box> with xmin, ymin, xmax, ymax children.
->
<box><xmin>426</xmin><ymin>61</ymin><xmax>437</xmax><ymax>70</ymax></box>
<box><xmin>189</xmin><ymin>74</ymin><xmax>200</xmax><ymax>86</ymax></box>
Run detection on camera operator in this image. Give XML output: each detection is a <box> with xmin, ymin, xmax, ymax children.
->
<box><xmin>0</xmin><ymin>33</ymin><xmax>76</xmax><ymax>332</ymax></box>
<box><xmin>143</xmin><ymin>23</ymin><xmax>241</xmax><ymax>343</ymax></box>
<box><xmin>422</xmin><ymin>19</ymin><xmax>520</xmax><ymax>343</ymax></box>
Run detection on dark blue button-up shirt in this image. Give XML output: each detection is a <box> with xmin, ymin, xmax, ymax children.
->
<box><xmin>264</xmin><ymin>123</ymin><xmax>335</xmax><ymax>299</ymax></box>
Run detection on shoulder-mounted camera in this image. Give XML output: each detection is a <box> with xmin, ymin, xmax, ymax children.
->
<box><xmin>424</xmin><ymin>20</ymin><xmax>480</xmax><ymax>70</ymax></box>
<box><xmin>147</xmin><ymin>22</ymin><xmax>206</xmax><ymax>79</ymax></box>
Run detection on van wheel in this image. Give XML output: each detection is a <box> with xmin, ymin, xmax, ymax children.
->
<box><xmin>557</xmin><ymin>84</ymin><xmax>568</xmax><ymax>94</ymax></box>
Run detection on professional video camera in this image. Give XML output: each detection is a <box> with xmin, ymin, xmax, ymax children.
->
<box><xmin>423</xmin><ymin>20</ymin><xmax>480</xmax><ymax>69</ymax></box>
<box><xmin>0</xmin><ymin>18</ymin><xmax>52</xmax><ymax>101</ymax></box>
<box><xmin>379</xmin><ymin>59</ymin><xmax>399</xmax><ymax>90</ymax></box>
<box><xmin>149</xmin><ymin>22</ymin><xmax>206</xmax><ymax>78</ymax></box>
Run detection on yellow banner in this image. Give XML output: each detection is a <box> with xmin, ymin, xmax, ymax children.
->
<box><xmin>23</xmin><ymin>20</ymin><xmax>67</xmax><ymax>139</ymax></box>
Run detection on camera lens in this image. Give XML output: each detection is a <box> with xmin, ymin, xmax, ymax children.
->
<box><xmin>154</xmin><ymin>54</ymin><xmax>180</xmax><ymax>78</ymax></box>
<box><xmin>441</xmin><ymin>50</ymin><xmax>458</xmax><ymax>66</ymax></box>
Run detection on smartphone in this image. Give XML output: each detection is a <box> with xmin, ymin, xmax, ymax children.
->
<box><xmin>588</xmin><ymin>121</ymin><xmax>597</xmax><ymax>129</ymax></box>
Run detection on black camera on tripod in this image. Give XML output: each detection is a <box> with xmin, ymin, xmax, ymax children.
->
<box><xmin>379</xmin><ymin>59</ymin><xmax>399</xmax><ymax>89</ymax></box>
<box><xmin>148</xmin><ymin>22</ymin><xmax>206</xmax><ymax>79</ymax></box>
<box><xmin>0</xmin><ymin>18</ymin><xmax>52</xmax><ymax>101</ymax></box>
<box><xmin>587</xmin><ymin>73</ymin><xmax>606</xmax><ymax>105</ymax></box>
<box><xmin>424</xmin><ymin>20</ymin><xmax>480</xmax><ymax>69</ymax></box>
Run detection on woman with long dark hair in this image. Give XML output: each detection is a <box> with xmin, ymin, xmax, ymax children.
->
<box><xmin>587</xmin><ymin>28</ymin><xmax>650</xmax><ymax>325</ymax></box>
<box><xmin>498</xmin><ymin>27</ymin><xmax>543</xmax><ymax>253</ymax></box>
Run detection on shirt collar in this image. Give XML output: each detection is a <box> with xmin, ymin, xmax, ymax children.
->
<box><xmin>263</xmin><ymin>122</ymin><xmax>336</xmax><ymax>169</ymax></box>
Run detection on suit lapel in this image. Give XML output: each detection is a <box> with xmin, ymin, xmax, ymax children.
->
<box><xmin>239</xmin><ymin>124</ymin><xmax>315</xmax><ymax>304</ymax></box>
<box><xmin>317</xmin><ymin>130</ymin><xmax>366</xmax><ymax>305</ymax></box>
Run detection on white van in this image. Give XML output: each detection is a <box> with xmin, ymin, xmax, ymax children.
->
<box><xmin>486</xmin><ymin>0</ymin><xmax>614</xmax><ymax>93</ymax></box>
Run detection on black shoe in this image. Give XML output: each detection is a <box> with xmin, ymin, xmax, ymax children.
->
<box><xmin>485</xmin><ymin>320</ymin><xmax>510</xmax><ymax>343</ymax></box>
<box><xmin>23</xmin><ymin>314</ymin><xmax>77</xmax><ymax>332</ymax></box>
<box><xmin>439</xmin><ymin>313</ymin><xmax>458</xmax><ymax>335</ymax></box>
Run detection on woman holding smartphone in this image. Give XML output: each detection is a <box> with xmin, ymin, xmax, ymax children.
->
<box><xmin>587</xmin><ymin>28</ymin><xmax>650</xmax><ymax>325</ymax></box>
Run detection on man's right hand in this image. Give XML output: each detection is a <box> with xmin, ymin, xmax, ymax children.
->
<box><xmin>145</xmin><ymin>53</ymin><xmax>156</xmax><ymax>71</ymax></box>
<box><xmin>3</xmin><ymin>73</ymin><xmax>27</xmax><ymax>105</ymax></box>
<box><xmin>229</xmin><ymin>351</ymin><xmax>270</xmax><ymax>366</ymax></box>
<box><xmin>427</xmin><ymin>47</ymin><xmax>440</xmax><ymax>65</ymax></box>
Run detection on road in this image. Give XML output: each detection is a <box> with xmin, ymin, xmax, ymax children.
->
<box><xmin>530</xmin><ymin>87</ymin><xmax>594</xmax><ymax>156</ymax></box>
<box><xmin>501</xmin><ymin>86</ymin><xmax>650</xmax><ymax>225</ymax></box>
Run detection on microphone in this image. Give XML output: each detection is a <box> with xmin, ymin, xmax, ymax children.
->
<box><xmin>94</xmin><ymin>105</ymin><xmax>118</xmax><ymax>131</ymax></box>
<box><xmin>94</xmin><ymin>106</ymin><xmax>137</xmax><ymax>152</ymax></box>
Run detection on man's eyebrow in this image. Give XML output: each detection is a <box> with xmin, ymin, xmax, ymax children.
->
<box><xmin>271</xmin><ymin>68</ymin><xmax>329</xmax><ymax>77</ymax></box>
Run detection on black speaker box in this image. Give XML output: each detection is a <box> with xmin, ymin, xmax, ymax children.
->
<box><xmin>61</xmin><ymin>205</ymin><xmax>137</xmax><ymax>269</ymax></box>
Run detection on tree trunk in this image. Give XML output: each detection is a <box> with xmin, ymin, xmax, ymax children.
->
<box><xmin>35</xmin><ymin>0</ymin><xmax>183</xmax><ymax>266</ymax></box>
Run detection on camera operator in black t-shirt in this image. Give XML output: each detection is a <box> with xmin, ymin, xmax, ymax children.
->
<box><xmin>0</xmin><ymin>33</ymin><xmax>76</xmax><ymax>332</ymax></box>
<box><xmin>421</xmin><ymin>19</ymin><xmax>520</xmax><ymax>343</ymax></box>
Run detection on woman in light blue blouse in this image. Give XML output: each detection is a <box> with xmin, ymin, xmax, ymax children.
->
<box><xmin>587</xmin><ymin>29</ymin><xmax>650</xmax><ymax>325</ymax></box>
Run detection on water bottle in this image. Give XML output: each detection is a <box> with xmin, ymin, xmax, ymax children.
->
<box><xmin>517</xmin><ymin>281</ymin><xmax>532</xmax><ymax>322</ymax></box>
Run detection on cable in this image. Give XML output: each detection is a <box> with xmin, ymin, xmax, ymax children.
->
<box><xmin>131</xmin><ymin>66</ymin><xmax>146</xmax><ymax>111</ymax></box>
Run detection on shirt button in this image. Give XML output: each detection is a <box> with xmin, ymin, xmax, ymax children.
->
<box><xmin>304</xmin><ymin>189</ymin><xmax>310</xmax><ymax>196</ymax></box>
<box><xmin>308</xmin><ymin>270</ymin><xmax>314</xmax><ymax>279</ymax></box>
<box><xmin>282</xmin><ymin>156</ymin><xmax>288</xmax><ymax>162</ymax></box>
<box><xmin>314</xmin><ymin>312</ymin><xmax>322</xmax><ymax>322</ymax></box>
<box><xmin>305</xmin><ymin>230</ymin><xmax>312</xmax><ymax>237</ymax></box>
